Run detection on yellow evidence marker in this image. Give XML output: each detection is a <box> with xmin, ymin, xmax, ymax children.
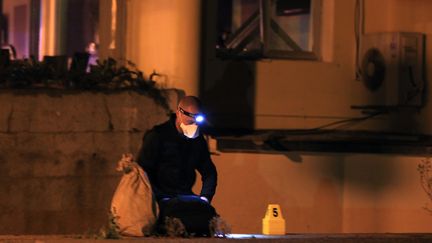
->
<box><xmin>262</xmin><ymin>204</ymin><xmax>286</xmax><ymax>235</ymax></box>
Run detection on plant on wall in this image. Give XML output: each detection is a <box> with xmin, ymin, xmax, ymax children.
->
<box><xmin>0</xmin><ymin>56</ymin><xmax>171</xmax><ymax>112</ymax></box>
<box><xmin>418</xmin><ymin>157</ymin><xmax>432</xmax><ymax>213</ymax></box>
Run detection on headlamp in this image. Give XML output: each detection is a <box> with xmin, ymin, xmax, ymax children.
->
<box><xmin>179</xmin><ymin>107</ymin><xmax>205</xmax><ymax>124</ymax></box>
<box><xmin>195</xmin><ymin>114</ymin><xmax>205</xmax><ymax>123</ymax></box>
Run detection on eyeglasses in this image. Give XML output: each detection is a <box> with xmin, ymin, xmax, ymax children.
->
<box><xmin>179</xmin><ymin>107</ymin><xmax>205</xmax><ymax>123</ymax></box>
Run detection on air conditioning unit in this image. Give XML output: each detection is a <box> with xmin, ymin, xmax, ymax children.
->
<box><xmin>358</xmin><ymin>32</ymin><xmax>425</xmax><ymax>107</ymax></box>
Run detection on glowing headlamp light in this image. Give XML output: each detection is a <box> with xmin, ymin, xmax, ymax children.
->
<box><xmin>179</xmin><ymin>107</ymin><xmax>205</xmax><ymax>124</ymax></box>
<box><xmin>195</xmin><ymin>114</ymin><xmax>205</xmax><ymax>123</ymax></box>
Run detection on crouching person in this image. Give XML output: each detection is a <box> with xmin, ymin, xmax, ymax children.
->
<box><xmin>136</xmin><ymin>96</ymin><xmax>218</xmax><ymax>237</ymax></box>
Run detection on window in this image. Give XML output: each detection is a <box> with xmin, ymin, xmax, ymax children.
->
<box><xmin>0</xmin><ymin>0</ymin><xmax>128</xmax><ymax>62</ymax></box>
<box><xmin>0</xmin><ymin>0</ymin><xmax>101</xmax><ymax>60</ymax></box>
<box><xmin>216</xmin><ymin>0</ymin><xmax>322</xmax><ymax>60</ymax></box>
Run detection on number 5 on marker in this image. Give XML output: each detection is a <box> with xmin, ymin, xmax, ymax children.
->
<box><xmin>263</xmin><ymin>204</ymin><xmax>285</xmax><ymax>235</ymax></box>
<box><xmin>273</xmin><ymin>207</ymin><xmax>279</xmax><ymax>217</ymax></box>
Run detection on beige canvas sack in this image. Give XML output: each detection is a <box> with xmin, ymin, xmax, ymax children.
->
<box><xmin>110</xmin><ymin>154</ymin><xmax>159</xmax><ymax>236</ymax></box>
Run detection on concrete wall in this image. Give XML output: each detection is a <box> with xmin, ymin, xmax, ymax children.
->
<box><xmin>0</xmin><ymin>90</ymin><xmax>174</xmax><ymax>234</ymax></box>
<box><xmin>201</xmin><ymin>152</ymin><xmax>432</xmax><ymax>234</ymax></box>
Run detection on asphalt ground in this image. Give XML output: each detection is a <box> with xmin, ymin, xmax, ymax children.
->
<box><xmin>0</xmin><ymin>234</ymin><xmax>432</xmax><ymax>243</ymax></box>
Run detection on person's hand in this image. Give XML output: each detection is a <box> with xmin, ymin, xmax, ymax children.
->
<box><xmin>122</xmin><ymin>153</ymin><xmax>134</xmax><ymax>162</ymax></box>
<box><xmin>200</xmin><ymin>196</ymin><xmax>209</xmax><ymax>203</ymax></box>
<box><xmin>116</xmin><ymin>153</ymin><xmax>134</xmax><ymax>172</ymax></box>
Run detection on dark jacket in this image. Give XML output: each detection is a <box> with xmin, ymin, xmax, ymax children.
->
<box><xmin>136</xmin><ymin>115</ymin><xmax>217</xmax><ymax>203</ymax></box>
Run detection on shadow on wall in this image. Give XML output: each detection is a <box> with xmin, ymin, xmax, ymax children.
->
<box><xmin>276</xmin><ymin>153</ymin><xmax>402</xmax><ymax>197</ymax></box>
<box><xmin>316</xmin><ymin>154</ymin><xmax>401</xmax><ymax>194</ymax></box>
<box><xmin>201</xmin><ymin>60</ymin><xmax>256</xmax><ymax>133</ymax></box>
<box><xmin>200</xmin><ymin>0</ymin><xmax>257</xmax><ymax>133</ymax></box>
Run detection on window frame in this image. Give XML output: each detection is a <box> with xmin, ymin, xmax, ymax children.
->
<box><xmin>216</xmin><ymin>0</ymin><xmax>323</xmax><ymax>60</ymax></box>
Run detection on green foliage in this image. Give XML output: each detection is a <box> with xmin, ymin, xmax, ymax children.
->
<box><xmin>0</xmin><ymin>57</ymin><xmax>170</xmax><ymax>112</ymax></box>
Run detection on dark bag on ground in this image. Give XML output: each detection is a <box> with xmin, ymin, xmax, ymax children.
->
<box><xmin>157</xmin><ymin>195</ymin><xmax>218</xmax><ymax>236</ymax></box>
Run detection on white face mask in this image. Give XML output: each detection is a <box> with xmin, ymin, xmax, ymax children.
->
<box><xmin>180</xmin><ymin>123</ymin><xmax>199</xmax><ymax>139</ymax></box>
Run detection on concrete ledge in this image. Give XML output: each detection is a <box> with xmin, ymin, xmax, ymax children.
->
<box><xmin>0</xmin><ymin>89</ymin><xmax>180</xmax><ymax>133</ymax></box>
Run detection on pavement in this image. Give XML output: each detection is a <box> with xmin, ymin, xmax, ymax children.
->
<box><xmin>1</xmin><ymin>234</ymin><xmax>432</xmax><ymax>243</ymax></box>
